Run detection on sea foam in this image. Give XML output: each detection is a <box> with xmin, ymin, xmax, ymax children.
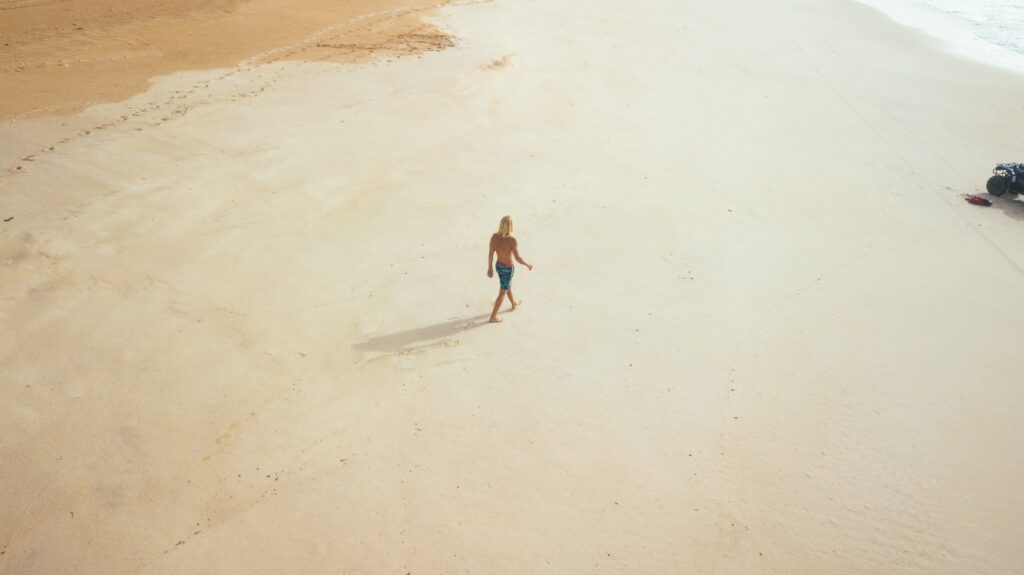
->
<box><xmin>858</xmin><ymin>0</ymin><xmax>1024</xmax><ymax>74</ymax></box>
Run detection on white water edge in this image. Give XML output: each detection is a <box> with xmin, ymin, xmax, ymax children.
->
<box><xmin>856</xmin><ymin>0</ymin><xmax>1024</xmax><ymax>75</ymax></box>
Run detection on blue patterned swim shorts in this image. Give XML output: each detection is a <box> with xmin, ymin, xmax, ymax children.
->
<box><xmin>495</xmin><ymin>262</ymin><xmax>514</xmax><ymax>290</ymax></box>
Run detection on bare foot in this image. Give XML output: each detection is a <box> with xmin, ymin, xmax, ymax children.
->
<box><xmin>489</xmin><ymin>315</ymin><xmax>503</xmax><ymax>323</ymax></box>
<box><xmin>510</xmin><ymin>299</ymin><xmax>522</xmax><ymax>310</ymax></box>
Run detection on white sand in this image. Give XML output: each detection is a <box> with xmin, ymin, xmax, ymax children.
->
<box><xmin>2</xmin><ymin>0</ymin><xmax>1024</xmax><ymax>573</ymax></box>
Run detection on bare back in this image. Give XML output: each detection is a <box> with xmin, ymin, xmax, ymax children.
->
<box><xmin>490</xmin><ymin>234</ymin><xmax>517</xmax><ymax>266</ymax></box>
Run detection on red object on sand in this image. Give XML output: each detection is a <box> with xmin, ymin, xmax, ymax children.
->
<box><xmin>965</xmin><ymin>195</ymin><xmax>992</xmax><ymax>206</ymax></box>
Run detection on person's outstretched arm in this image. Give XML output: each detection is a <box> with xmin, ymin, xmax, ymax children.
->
<box><xmin>487</xmin><ymin>235</ymin><xmax>496</xmax><ymax>277</ymax></box>
<box><xmin>512</xmin><ymin>240</ymin><xmax>533</xmax><ymax>270</ymax></box>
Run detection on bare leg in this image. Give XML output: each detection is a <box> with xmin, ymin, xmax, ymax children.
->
<box><xmin>508</xmin><ymin>287</ymin><xmax>521</xmax><ymax>310</ymax></box>
<box><xmin>489</xmin><ymin>289</ymin><xmax>507</xmax><ymax>322</ymax></box>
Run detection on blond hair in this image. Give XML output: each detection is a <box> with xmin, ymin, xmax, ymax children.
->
<box><xmin>497</xmin><ymin>215</ymin><xmax>515</xmax><ymax>238</ymax></box>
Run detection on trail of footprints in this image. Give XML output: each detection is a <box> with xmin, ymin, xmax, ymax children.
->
<box><xmin>3</xmin><ymin>65</ymin><xmax>286</xmax><ymax>181</ymax></box>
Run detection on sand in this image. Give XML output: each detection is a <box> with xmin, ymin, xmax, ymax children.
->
<box><xmin>2</xmin><ymin>0</ymin><xmax>1024</xmax><ymax>573</ymax></box>
<box><xmin>0</xmin><ymin>0</ymin><xmax>452</xmax><ymax>119</ymax></box>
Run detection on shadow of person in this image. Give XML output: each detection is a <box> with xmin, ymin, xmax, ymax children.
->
<box><xmin>986</xmin><ymin>193</ymin><xmax>1024</xmax><ymax>222</ymax></box>
<box><xmin>354</xmin><ymin>314</ymin><xmax>491</xmax><ymax>354</ymax></box>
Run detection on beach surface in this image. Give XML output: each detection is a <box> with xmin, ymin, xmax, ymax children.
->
<box><xmin>0</xmin><ymin>0</ymin><xmax>451</xmax><ymax>118</ymax></box>
<box><xmin>2</xmin><ymin>0</ymin><xmax>1024</xmax><ymax>573</ymax></box>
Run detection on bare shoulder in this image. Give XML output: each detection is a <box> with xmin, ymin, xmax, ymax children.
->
<box><xmin>510</xmin><ymin>236</ymin><xmax>519</xmax><ymax>246</ymax></box>
<box><xmin>490</xmin><ymin>233</ymin><xmax>499</xmax><ymax>244</ymax></box>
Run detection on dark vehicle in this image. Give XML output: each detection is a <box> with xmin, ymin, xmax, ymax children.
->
<box><xmin>986</xmin><ymin>163</ymin><xmax>1024</xmax><ymax>196</ymax></box>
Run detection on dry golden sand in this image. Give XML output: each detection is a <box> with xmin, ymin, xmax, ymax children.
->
<box><xmin>2</xmin><ymin>0</ymin><xmax>1024</xmax><ymax>573</ymax></box>
<box><xmin>0</xmin><ymin>0</ymin><xmax>452</xmax><ymax>119</ymax></box>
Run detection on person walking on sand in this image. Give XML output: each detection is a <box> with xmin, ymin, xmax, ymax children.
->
<box><xmin>487</xmin><ymin>215</ymin><xmax>533</xmax><ymax>323</ymax></box>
